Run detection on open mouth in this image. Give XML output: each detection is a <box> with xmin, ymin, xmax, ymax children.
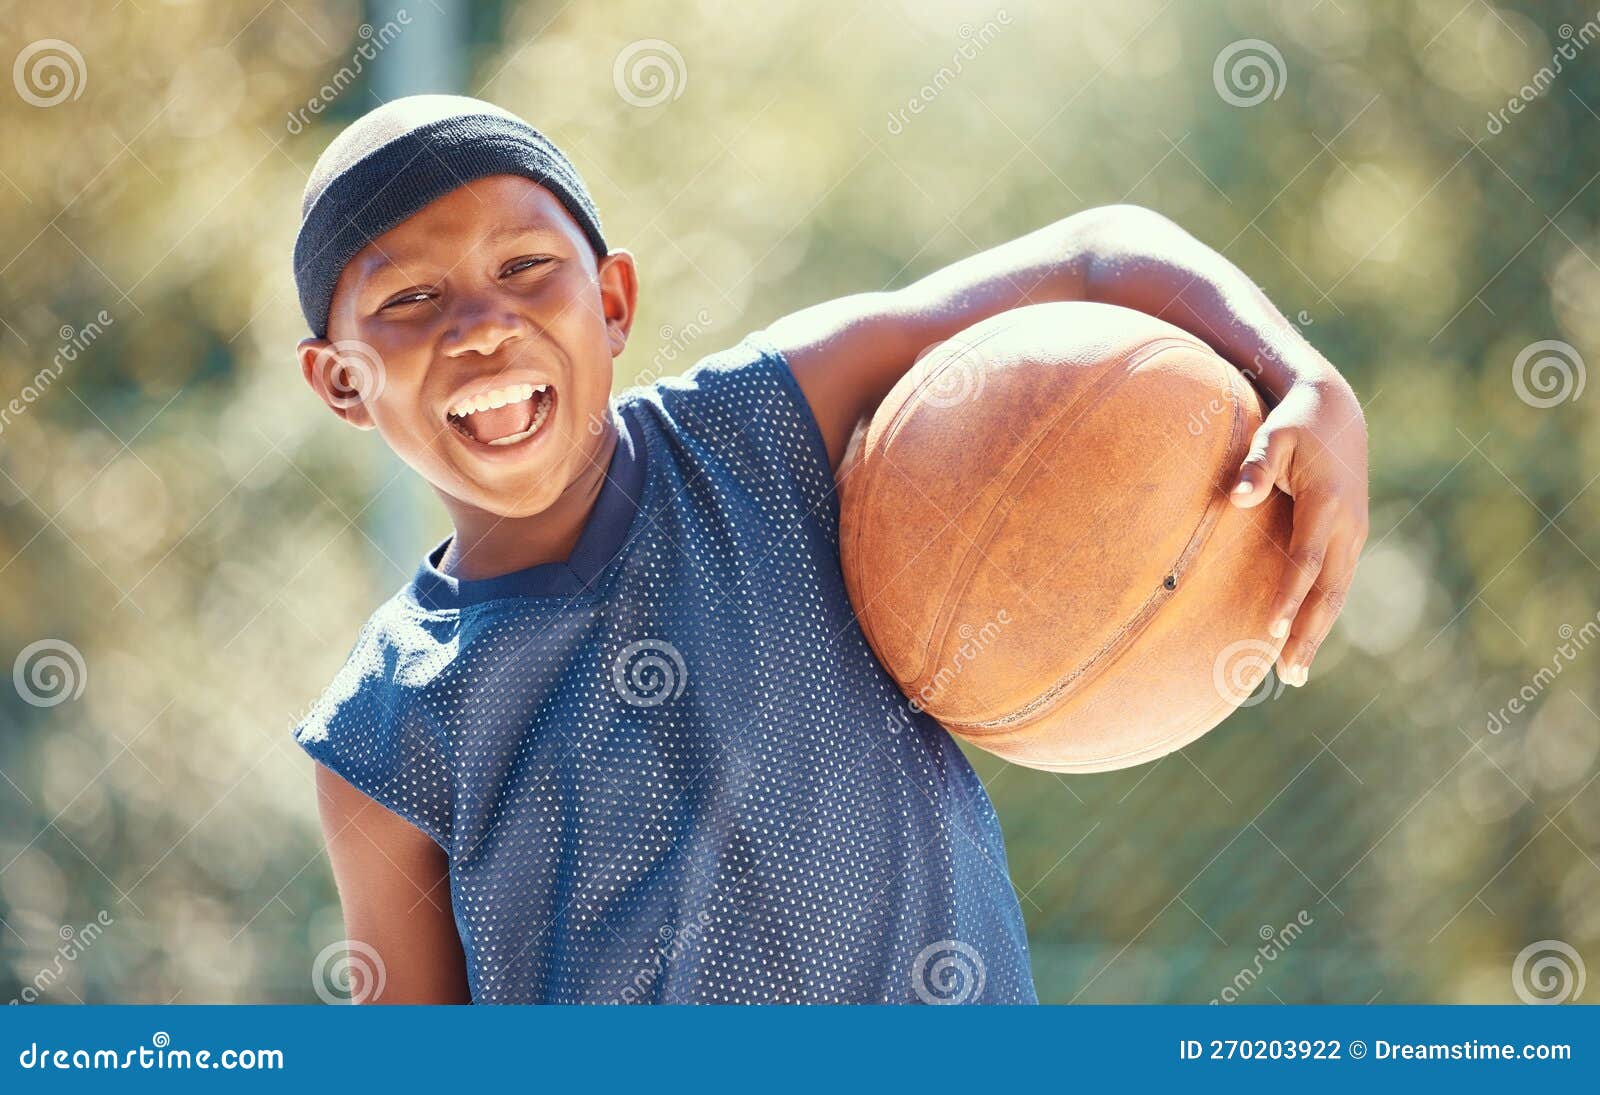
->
<box><xmin>446</xmin><ymin>382</ymin><xmax>556</xmax><ymax>447</ymax></box>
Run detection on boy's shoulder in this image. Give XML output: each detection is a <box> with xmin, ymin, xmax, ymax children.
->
<box><xmin>291</xmin><ymin>588</ymin><xmax>456</xmax><ymax>845</ymax></box>
<box><xmin>291</xmin><ymin>589</ymin><xmax>428</xmax><ymax>747</ymax></box>
<box><xmin>619</xmin><ymin>329</ymin><xmax>832</xmax><ymax>492</ymax></box>
<box><xmin>620</xmin><ymin>330</ymin><xmax>787</xmax><ymax>412</ymax></box>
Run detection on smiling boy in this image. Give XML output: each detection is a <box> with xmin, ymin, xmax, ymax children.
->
<box><xmin>291</xmin><ymin>95</ymin><xmax>1367</xmax><ymax>1004</ymax></box>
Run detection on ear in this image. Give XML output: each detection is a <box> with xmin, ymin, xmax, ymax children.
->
<box><xmin>298</xmin><ymin>337</ymin><xmax>378</xmax><ymax>430</ymax></box>
<box><xmin>594</xmin><ymin>249</ymin><xmax>639</xmax><ymax>358</ymax></box>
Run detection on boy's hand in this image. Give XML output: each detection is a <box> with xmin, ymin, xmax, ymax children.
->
<box><xmin>1230</xmin><ymin>378</ymin><xmax>1368</xmax><ymax>687</ymax></box>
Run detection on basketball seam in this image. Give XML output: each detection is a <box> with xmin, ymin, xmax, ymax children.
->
<box><xmin>920</xmin><ymin>341</ymin><xmax>1156</xmax><ymax>685</ymax></box>
<box><xmin>944</xmin><ymin>345</ymin><xmax>1251</xmax><ymax>735</ymax></box>
<box><xmin>1008</xmin><ymin>663</ymin><xmax>1254</xmax><ymax>772</ymax></box>
<box><xmin>846</xmin><ymin>317</ymin><xmax>1034</xmax><ymax>683</ymax></box>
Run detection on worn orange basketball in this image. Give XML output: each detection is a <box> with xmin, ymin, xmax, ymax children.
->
<box><xmin>838</xmin><ymin>302</ymin><xmax>1294</xmax><ymax>773</ymax></box>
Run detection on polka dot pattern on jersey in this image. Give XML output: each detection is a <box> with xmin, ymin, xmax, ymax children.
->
<box><xmin>294</xmin><ymin>332</ymin><xmax>1037</xmax><ymax>1004</ymax></box>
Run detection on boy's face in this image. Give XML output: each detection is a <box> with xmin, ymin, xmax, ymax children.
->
<box><xmin>297</xmin><ymin>174</ymin><xmax>636</xmax><ymax>520</ymax></box>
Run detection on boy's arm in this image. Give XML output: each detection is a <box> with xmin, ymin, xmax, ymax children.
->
<box><xmin>313</xmin><ymin>764</ymin><xmax>472</xmax><ymax>1004</ymax></box>
<box><xmin>766</xmin><ymin>203</ymin><xmax>1367</xmax><ymax>686</ymax></box>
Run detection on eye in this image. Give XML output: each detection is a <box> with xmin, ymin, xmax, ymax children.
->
<box><xmin>379</xmin><ymin>288</ymin><xmax>435</xmax><ymax>311</ymax></box>
<box><xmin>502</xmin><ymin>256</ymin><xmax>553</xmax><ymax>277</ymax></box>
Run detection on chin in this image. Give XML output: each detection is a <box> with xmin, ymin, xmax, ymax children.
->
<box><xmin>481</xmin><ymin>492</ymin><xmax>564</xmax><ymax>520</ymax></box>
<box><xmin>450</xmin><ymin>470</ymin><xmax>570</xmax><ymax>520</ymax></box>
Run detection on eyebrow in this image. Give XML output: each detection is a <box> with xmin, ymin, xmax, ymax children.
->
<box><xmin>357</xmin><ymin>221</ymin><xmax>563</xmax><ymax>282</ymax></box>
<box><xmin>483</xmin><ymin>221</ymin><xmax>563</xmax><ymax>245</ymax></box>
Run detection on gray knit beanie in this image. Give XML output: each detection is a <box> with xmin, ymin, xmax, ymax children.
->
<box><xmin>292</xmin><ymin>94</ymin><xmax>608</xmax><ymax>338</ymax></box>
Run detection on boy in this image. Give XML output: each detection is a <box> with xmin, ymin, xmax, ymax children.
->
<box><xmin>292</xmin><ymin>95</ymin><xmax>1367</xmax><ymax>1004</ymax></box>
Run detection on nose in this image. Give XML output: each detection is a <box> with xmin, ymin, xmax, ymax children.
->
<box><xmin>441</xmin><ymin>297</ymin><xmax>533</xmax><ymax>359</ymax></box>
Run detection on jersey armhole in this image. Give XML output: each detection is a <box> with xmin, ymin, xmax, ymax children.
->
<box><xmin>295</xmin><ymin>731</ymin><xmax>453</xmax><ymax>856</ymax></box>
<box><xmin>743</xmin><ymin>330</ymin><xmax>837</xmax><ymax>490</ymax></box>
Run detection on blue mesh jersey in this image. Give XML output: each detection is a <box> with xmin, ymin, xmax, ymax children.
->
<box><xmin>293</xmin><ymin>332</ymin><xmax>1037</xmax><ymax>1005</ymax></box>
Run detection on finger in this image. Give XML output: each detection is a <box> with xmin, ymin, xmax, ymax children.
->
<box><xmin>1267</xmin><ymin>493</ymin><xmax>1339</xmax><ymax>656</ymax></box>
<box><xmin>1230</xmin><ymin>423</ymin><xmax>1296</xmax><ymax>509</ymax></box>
<box><xmin>1277</xmin><ymin>534</ymin><xmax>1361</xmax><ymax>684</ymax></box>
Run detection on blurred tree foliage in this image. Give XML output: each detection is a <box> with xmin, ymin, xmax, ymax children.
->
<box><xmin>2</xmin><ymin>0</ymin><xmax>1598</xmax><ymax>1003</ymax></box>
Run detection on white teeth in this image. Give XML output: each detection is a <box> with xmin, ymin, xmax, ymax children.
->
<box><xmin>483</xmin><ymin>387</ymin><xmax>554</xmax><ymax>445</ymax></box>
<box><xmin>449</xmin><ymin>382</ymin><xmax>542</xmax><ymax>419</ymax></box>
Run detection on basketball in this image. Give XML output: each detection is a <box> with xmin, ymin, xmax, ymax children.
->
<box><xmin>837</xmin><ymin>301</ymin><xmax>1295</xmax><ymax>773</ymax></box>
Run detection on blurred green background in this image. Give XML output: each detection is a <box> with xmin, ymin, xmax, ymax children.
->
<box><xmin>2</xmin><ymin>0</ymin><xmax>1598</xmax><ymax>1004</ymax></box>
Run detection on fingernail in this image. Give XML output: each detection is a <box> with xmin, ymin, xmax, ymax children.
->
<box><xmin>1295</xmin><ymin>665</ymin><xmax>1310</xmax><ymax>687</ymax></box>
<box><xmin>1269</xmin><ymin>618</ymin><xmax>1289</xmax><ymax>639</ymax></box>
<box><xmin>1232</xmin><ymin>480</ymin><xmax>1254</xmax><ymax>495</ymax></box>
